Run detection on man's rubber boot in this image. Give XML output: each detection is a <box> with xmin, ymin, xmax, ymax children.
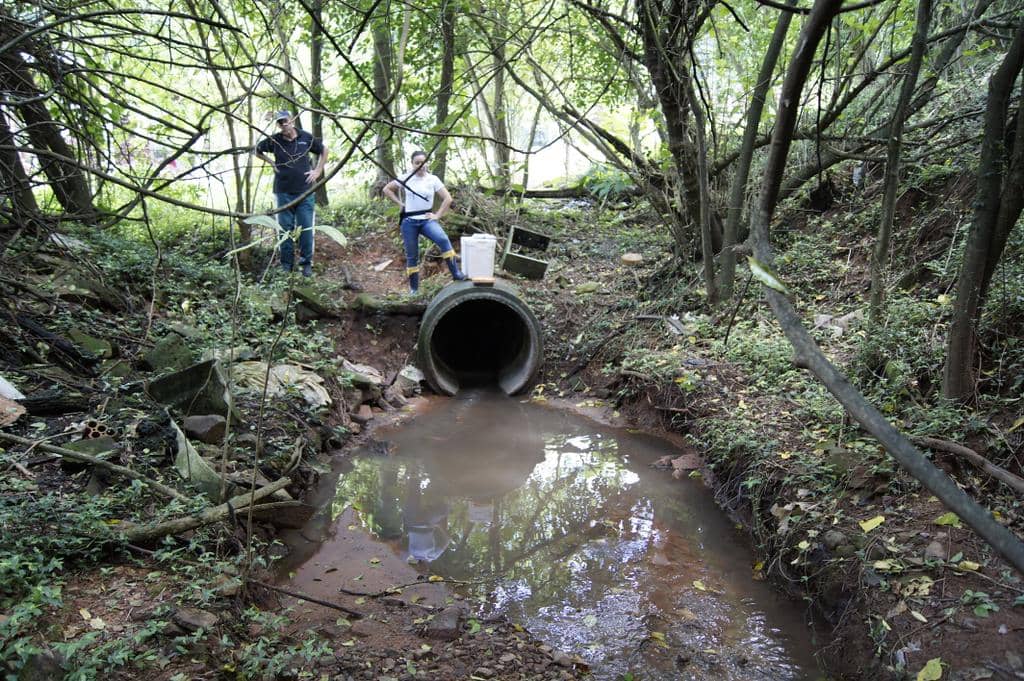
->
<box><xmin>406</xmin><ymin>266</ymin><xmax>420</xmax><ymax>294</ymax></box>
<box><xmin>442</xmin><ymin>250</ymin><xmax>467</xmax><ymax>281</ymax></box>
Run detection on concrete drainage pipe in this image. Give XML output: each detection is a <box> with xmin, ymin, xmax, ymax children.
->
<box><xmin>418</xmin><ymin>281</ymin><xmax>544</xmax><ymax>396</ymax></box>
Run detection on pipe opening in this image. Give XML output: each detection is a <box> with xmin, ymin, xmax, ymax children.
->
<box><xmin>418</xmin><ymin>282</ymin><xmax>543</xmax><ymax>396</ymax></box>
<box><xmin>432</xmin><ymin>299</ymin><xmax>528</xmax><ymax>389</ymax></box>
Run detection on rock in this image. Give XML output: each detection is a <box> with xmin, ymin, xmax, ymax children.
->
<box><xmin>574</xmin><ymin>281</ymin><xmax>600</xmax><ymax>295</ymax></box>
<box><xmin>233</xmin><ymin>433</ymin><xmax>264</xmax><ymax>457</ymax></box>
<box><xmin>100</xmin><ymin>359</ymin><xmax>132</xmax><ymax>378</ymax></box>
<box><xmin>424</xmin><ymin>607</ymin><xmax>462</xmax><ymax>641</ymax></box>
<box><xmin>620</xmin><ymin>253</ymin><xmax>643</xmax><ymax>266</ymax></box>
<box><xmin>394</xmin><ymin>365</ymin><xmax>425</xmax><ymax>397</ymax></box>
<box><xmin>473</xmin><ymin>668</ymin><xmax>495</xmax><ymax>679</ymax></box>
<box><xmin>834</xmin><ymin>544</ymin><xmax>857</xmax><ymax>558</ymax></box>
<box><xmin>141</xmin><ymin>333</ymin><xmax>195</xmax><ymax>372</ymax></box>
<box><xmin>350</xmin><ymin>621</ymin><xmax>375</xmax><ymax>638</ymax></box>
<box><xmin>167</xmin><ymin>323</ymin><xmax>202</xmax><ymax>340</ymax></box>
<box><xmin>183</xmin><ymin>414</ymin><xmax>227</xmax><ymax>444</ymax></box>
<box><xmin>212</xmin><ymin>573</ymin><xmax>241</xmax><ymax>597</ymax></box>
<box><xmin>16</xmin><ymin>647</ymin><xmax>66</xmax><ymax>680</ymax></box>
<box><xmin>172</xmin><ymin>607</ymin><xmax>219</xmax><ymax>632</ymax></box>
<box><xmin>823</xmin><ymin>530</ymin><xmax>848</xmax><ymax>550</ymax></box>
<box><xmin>147</xmin><ymin>359</ymin><xmax>238</xmax><ymax>419</ymax></box>
<box><xmin>352</xmin><ymin>404</ymin><xmax>374</xmax><ymax>424</ymax></box>
<box><xmin>68</xmin><ymin>328</ymin><xmax>113</xmax><ymax>359</ymax></box>
<box><xmin>924</xmin><ymin>541</ymin><xmax>948</xmax><ymax>561</ymax></box>
<box><xmin>551</xmin><ymin>651</ymin><xmax>574</xmax><ymax>667</ymax></box>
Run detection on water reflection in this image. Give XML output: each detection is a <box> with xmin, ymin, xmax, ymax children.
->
<box><xmin>300</xmin><ymin>392</ymin><xmax>822</xmax><ymax>680</ymax></box>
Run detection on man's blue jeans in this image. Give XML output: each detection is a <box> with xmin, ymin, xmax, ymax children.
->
<box><xmin>276</xmin><ymin>192</ymin><xmax>315</xmax><ymax>271</ymax></box>
<box><xmin>400</xmin><ymin>217</ymin><xmax>454</xmax><ymax>268</ymax></box>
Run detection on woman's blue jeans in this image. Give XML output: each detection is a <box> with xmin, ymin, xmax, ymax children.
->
<box><xmin>400</xmin><ymin>217</ymin><xmax>454</xmax><ymax>267</ymax></box>
<box><xmin>275</xmin><ymin>192</ymin><xmax>315</xmax><ymax>271</ymax></box>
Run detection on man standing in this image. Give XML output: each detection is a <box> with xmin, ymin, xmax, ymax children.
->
<box><xmin>382</xmin><ymin>150</ymin><xmax>465</xmax><ymax>293</ymax></box>
<box><xmin>254</xmin><ymin>111</ymin><xmax>327</xmax><ymax>277</ymax></box>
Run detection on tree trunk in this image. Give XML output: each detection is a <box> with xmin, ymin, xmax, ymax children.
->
<box><xmin>433</xmin><ymin>0</ymin><xmax>457</xmax><ymax>182</ymax></box>
<box><xmin>636</xmin><ymin>0</ymin><xmax>705</xmax><ymax>259</ymax></box>
<box><xmin>0</xmin><ymin>54</ymin><xmax>95</xmax><ymax>219</ymax></box>
<box><xmin>719</xmin><ymin>0</ymin><xmax>794</xmax><ymax>299</ymax></box>
<box><xmin>685</xmin><ymin>79</ymin><xmax>717</xmax><ymax>304</ymax></box>
<box><xmin>490</xmin><ymin>5</ymin><xmax>511</xmax><ymax>190</ymax></box>
<box><xmin>372</xmin><ymin>17</ymin><xmax>396</xmax><ymax>188</ymax></box>
<box><xmin>0</xmin><ymin>107</ymin><xmax>40</xmax><ymax>223</ymax></box>
<box><xmin>868</xmin><ymin>0</ymin><xmax>933</xmax><ymax>322</ymax></box>
<box><xmin>310</xmin><ymin>0</ymin><xmax>328</xmax><ymax>206</ymax></box>
<box><xmin>943</xmin><ymin>22</ymin><xmax>1024</xmax><ymax>401</ymax></box>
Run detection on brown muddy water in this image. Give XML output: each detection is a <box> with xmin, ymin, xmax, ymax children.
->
<box><xmin>279</xmin><ymin>392</ymin><xmax>825</xmax><ymax>680</ymax></box>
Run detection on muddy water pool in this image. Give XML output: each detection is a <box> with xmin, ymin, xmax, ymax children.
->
<box><xmin>280</xmin><ymin>392</ymin><xmax>824</xmax><ymax>680</ymax></box>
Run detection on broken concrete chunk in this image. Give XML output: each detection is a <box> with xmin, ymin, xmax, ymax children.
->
<box><xmin>171</xmin><ymin>419</ymin><xmax>232</xmax><ymax>501</ymax></box>
<box><xmin>61</xmin><ymin>436</ymin><xmax>117</xmax><ymax>472</ymax></box>
<box><xmin>67</xmin><ymin>328</ymin><xmax>113</xmax><ymax>359</ymax></box>
<box><xmin>49</xmin><ymin>233</ymin><xmax>92</xmax><ymax>252</ymax></box>
<box><xmin>141</xmin><ymin>333</ymin><xmax>195</xmax><ymax>373</ymax></box>
<box><xmin>395</xmin><ymin>364</ymin><xmax>424</xmax><ymax>397</ymax></box>
<box><xmin>146</xmin><ymin>359</ymin><xmax>238</xmax><ymax>419</ymax></box>
<box><xmin>183</xmin><ymin>414</ymin><xmax>227</xmax><ymax>445</ymax></box>
<box><xmin>341</xmin><ymin>359</ymin><xmax>385</xmax><ymax>387</ymax></box>
<box><xmin>291</xmin><ymin>285</ymin><xmax>335</xmax><ymax>318</ymax></box>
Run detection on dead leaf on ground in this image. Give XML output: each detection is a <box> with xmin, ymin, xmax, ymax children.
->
<box><xmin>0</xmin><ymin>396</ymin><xmax>25</xmax><ymax>427</ymax></box>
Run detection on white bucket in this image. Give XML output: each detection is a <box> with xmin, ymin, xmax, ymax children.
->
<box><xmin>460</xmin><ymin>234</ymin><xmax>498</xmax><ymax>279</ymax></box>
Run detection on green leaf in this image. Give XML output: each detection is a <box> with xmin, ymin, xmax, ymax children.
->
<box><xmin>933</xmin><ymin>512</ymin><xmax>962</xmax><ymax>528</ymax></box>
<box><xmin>916</xmin><ymin>658</ymin><xmax>942</xmax><ymax>681</ymax></box>
<box><xmin>243</xmin><ymin>214</ymin><xmax>280</xmax><ymax>230</ymax></box>
<box><xmin>747</xmin><ymin>256</ymin><xmax>789</xmax><ymax>294</ymax></box>
<box><xmin>315</xmin><ymin>224</ymin><xmax>348</xmax><ymax>247</ymax></box>
<box><xmin>467</xmin><ymin>619</ymin><xmax>481</xmax><ymax>635</ymax></box>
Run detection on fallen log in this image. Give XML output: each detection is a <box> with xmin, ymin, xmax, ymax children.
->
<box><xmin>120</xmin><ymin>477</ymin><xmax>291</xmax><ymax>543</ymax></box>
<box><xmin>0</xmin><ymin>432</ymin><xmax>185</xmax><ymax>501</ymax></box>
<box><xmin>349</xmin><ymin>293</ymin><xmax>427</xmax><ymax>316</ymax></box>
<box><xmin>19</xmin><ymin>391</ymin><xmax>91</xmax><ymax>415</ymax></box>
<box><xmin>915</xmin><ymin>436</ymin><xmax>1024</xmax><ymax>496</ymax></box>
